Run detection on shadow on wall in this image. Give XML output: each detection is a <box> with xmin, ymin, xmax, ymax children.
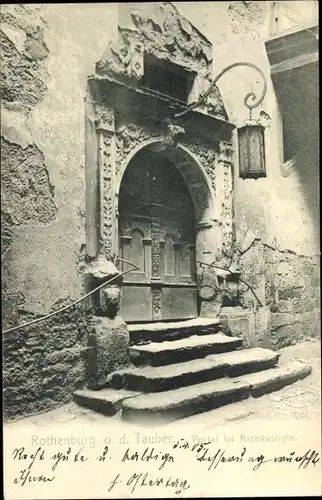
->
<box><xmin>279</xmin><ymin>62</ymin><xmax>319</xmax><ymax>246</ymax></box>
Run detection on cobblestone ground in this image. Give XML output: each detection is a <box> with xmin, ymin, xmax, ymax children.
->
<box><xmin>4</xmin><ymin>340</ymin><xmax>321</xmax><ymax>430</ymax></box>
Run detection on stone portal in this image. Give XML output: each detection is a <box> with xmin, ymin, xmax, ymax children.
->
<box><xmin>118</xmin><ymin>148</ymin><xmax>197</xmax><ymax>322</ymax></box>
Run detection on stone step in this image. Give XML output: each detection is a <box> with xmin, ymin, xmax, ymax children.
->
<box><xmin>121</xmin><ymin>360</ymin><xmax>312</xmax><ymax>424</ymax></box>
<box><xmin>129</xmin><ymin>332</ymin><xmax>244</xmax><ymax>366</ymax></box>
<box><xmin>128</xmin><ymin>317</ymin><xmax>221</xmax><ymax>345</ymax></box>
<box><xmin>108</xmin><ymin>348</ymin><xmax>280</xmax><ymax>392</ymax></box>
<box><xmin>73</xmin><ymin>388</ymin><xmax>140</xmax><ymax>416</ymax></box>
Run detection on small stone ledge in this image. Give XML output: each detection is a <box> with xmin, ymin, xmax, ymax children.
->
<box><xmin>73</xmin><ymin>388</ymin><xmax>140</xmax><ymax>416</ymax></box>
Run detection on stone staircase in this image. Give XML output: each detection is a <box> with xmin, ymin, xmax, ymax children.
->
<box><xmin>73</xmin><ymin>318</ymin><xmax>312</xmax><ymax>425</ymax></box>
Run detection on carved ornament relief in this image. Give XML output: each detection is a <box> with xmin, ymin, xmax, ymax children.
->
<box><xmin>218</xmin><ymin>140</ymin><xmax>234</xmax><ymax>165</ymax></box>
<box><xmin>94</xmin><ymin>104</ymin><xmax>115</xmax><ymax>132</ymax></box>
<box><xmin>97</xmin><ymin>3</ymin><xmax>213</xmax><ymax>80</ymax></box>
<box><xmin>181</xmin><ymin>139</ymin><xmax>218</xmax><ymax>196</ymax></box>
<box><xmin>98</xmin><ymin>131</ymin><xmax>115</xmax><ymax>259</ymax></box>
<box><xmin>221</xmin><ymin>163</ymin><xmax>234</xmax><ymax>258</ymax></box>
<box><xmin>115</xmin><ymin>123</ymin><xmax>160</xmax><ymax>183</ymax></box>
<box><xmin>95</xmin><ymin>108</ymin><xmax>234</xmax><ymax>267</ymax></box>
<box><xmin>95</xmin><ymin>3</ymin><xmax>228</xmax><ymax>121</ymax></box>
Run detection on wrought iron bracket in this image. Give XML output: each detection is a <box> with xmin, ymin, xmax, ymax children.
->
<box><xmin>197</xmin><ymin>260</ymin><xmax>263</xmax><ymax>307</ymax></box>
<box><xmin>174</xmin><ymin>62</ymin><xmax>268</xmax><ymax>121</ymax></box>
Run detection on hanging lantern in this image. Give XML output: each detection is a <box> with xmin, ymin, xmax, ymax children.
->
<box><xmin>238</xmin><ymin>122</ymin><xmax>266</xmax><ymax>179</ymax></box>
<box><xmin>172</xmin><ymin>61</ymin><xmax>269</xmax><ymax>178</ymax></box>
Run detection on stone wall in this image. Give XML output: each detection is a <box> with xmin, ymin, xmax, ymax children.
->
<box><xmin>175</xmin><ymin>1</ymin><xmax>319</xmax><ymax>346</ymax></box>
<box><xmin>3</xmin><ymin>302</ymin><xmax>88</xmax><ymax>419</ymax></box>
<box><xmin>1</xmin><ymin>4</ymin><xmax>118</xmax><ymax>420</ymax></box>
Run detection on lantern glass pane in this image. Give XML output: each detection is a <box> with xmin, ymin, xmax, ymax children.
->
<box><xmin>238</xmin><ymin>125</ymin><xmax>266</xmax><ymax>179</ymax></box>
<box><xmin>238</xmin><ymin>127</ymin><xmax>249</xmax><ymax>177</ymax></box>
<box><xmin>249</xmin><ymin>127</ymin><xmax>263</xmax><ymax>173</ymax></box>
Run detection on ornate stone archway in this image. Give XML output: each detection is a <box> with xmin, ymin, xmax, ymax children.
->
<box><xmin>84</xmin><ymin>2</ymin><xmax>235</xmax><ymax>321</ymax></box>
<box><xmin>116</xmin><ymin>138</ymin><xmax>216</xmax><ymax>266</ymax></box>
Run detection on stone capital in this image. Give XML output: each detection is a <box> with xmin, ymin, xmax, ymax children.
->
<box><xmin>218</xmin><ymin>140</ymin><xmax>234</xmax><ymax>165</ymax></box>
<box><xmin>94</xmin><ymin>104</ymin><xmax>115</xmax><ymax>132</ymax></box>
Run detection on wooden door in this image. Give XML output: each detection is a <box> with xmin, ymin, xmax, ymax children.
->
<box><xmin>118</xmin><ymin>150</ymin><xmax>198</xmax><ymax>322</ymax></box>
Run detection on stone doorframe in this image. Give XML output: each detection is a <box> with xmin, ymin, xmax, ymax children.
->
<box><xmin>85</xmin><ymin>95</ymin><xmax>235</xmax><ymax>318</ymax></box>
<box><xmin>117</xmin><ymin>138</ymin><xmax>217</xmax><ymax>268</ymax></box>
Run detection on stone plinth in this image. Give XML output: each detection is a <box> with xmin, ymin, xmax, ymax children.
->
<box><xmin>86</xmin><ymin>316</ymin><xmax>130</xmax><ymax>390</ymax></box>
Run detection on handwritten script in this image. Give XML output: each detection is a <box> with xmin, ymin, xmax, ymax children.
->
<box><xmin>10</xmin><ymin>440</ymin><xmax>320</xmax><ymax>495</ymax></box>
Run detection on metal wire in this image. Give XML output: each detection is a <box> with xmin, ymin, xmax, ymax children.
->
<box><xmin>2</xmin><ymin>258</ymin><xmax>140</xmax><ymax>335</ymax></box>
<box><xmin>197</xmin><ymin>260</ymin><xmax>263</xmax><ymax>307</ymax></box>
<box><xmin>174</xmin><ymin>62</ymin><xmax>268</xmax><ymax>120</ymax></box>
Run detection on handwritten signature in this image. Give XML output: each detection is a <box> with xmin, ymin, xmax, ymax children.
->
<box><xmin>108</xmin><ymin>472</ymin><xmax>190</xmax><ymax>495</ymax></box>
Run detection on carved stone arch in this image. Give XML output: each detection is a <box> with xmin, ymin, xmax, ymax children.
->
<box><xmin>116</xmin><ymin>139</ymin><xmax>221</xmax><ymax>287</ymax></box>
<box><xmin>115</xmin><ymin>138</ymin><xmax>215</xmax><ymax>225</ymax></box>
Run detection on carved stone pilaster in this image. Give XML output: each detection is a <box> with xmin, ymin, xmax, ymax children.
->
<box><xmin>98</xmin><ymin>131</ymin><xmax>115</xmax><ymax>260</ymax></box>
<box><xmin>87</xmin><ymin>315</ymin><xmax>130</xmax><ymax>390</ymax></box>
<box><xmin>95</xmin><ymin>104</ymin><xmax>115</xmax><ymax>132</ymax></box>
<box><xmin>222</xmin><ymin>163</ymin><xmax>234</xmax><ymax>257</ymax></box>
<box><xmin>151</xmin><ymin>220</ymin><xmax>161</xmax><ymax>279</ymax></box>
<box><xmin>217</xmin><ymin>141</ymin><xmax>234</xmax><ymax>258</ymax></box>
<box><xmin>152</xmin><ymin>287</ymin><xmax>162</xmax><ymax>321</ymax></box>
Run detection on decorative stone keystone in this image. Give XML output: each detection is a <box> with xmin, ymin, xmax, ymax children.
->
<box><xmin>163</xmin><ymin>119</ymin><xmax>185</xmax><ymax>147</ymax></box>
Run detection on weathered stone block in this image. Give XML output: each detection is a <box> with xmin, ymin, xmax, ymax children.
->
<box><xmin>311</xmin><ymin>276</ymin><xmax>320</xmax><ymax>287</ymax></box>
<box><xmin>276</xmin><ymin>299</ymin><xmax>299</xmax><ymax>313</ymax></box>
<box><xmin>271</xmin><ymin>324</ymin><xmax>303</xmax><ymax>348</ymax></box>
<box><xmin>303</xmin><ymin>264</ymin><xmax>315</xmax><ymax>276</ymax></box>
<box><xmin>47</xmin><ymin>328</ymin><xmax>78</xmax><ymax>351</ymax></box>
<box><xmin>43</xmin><ymin>372</ymin><xmax>66</xmax><ymax>387</ymax></box>
<box><xmin>87</xmin><ymin>315</ymin><xmax>130</xmax><ymax>390</ymax></box>
<box><xmin>45</xmin><ymin>387</ymin><xmax>69</xmax><ymax>403</ymax></box>
<box><xmin>84</xmin><ymin>257</ymin><xmax>122</xmax><ymax>317</ymax></box>
<box><xmin>299</xmin><ymin>298</ymin><xmax>314</xmax><ymax>313</ymax></box>
<box><xmin>200</xmin><ymin>297</ymin><xmax>221</xmax><ymax>318</ymax></box>
<box><xmin>300</xmin><ymin>310</ymin><xmax>320</xmax><ymax>339</ymax></box>
<box><xmin>66</xmin><ymin>360</ymin><xmax>87</xmax><ymax>388</ymax></box>
<box><xmin>220</xmin><ymin>307</ymin><xmax>251</xmax><ymax>343</ymax></box>
<box><xmin>44</xmin><ymin>362</ymin><xmax>70</xmax><ymax>375</ymax></box>
<box><xmin>278</xmin><ymin>287</ymin><xmax>302</xmax><ymax>300</ymax></box>
<box><xmin>270</xmin><ymin>312</ymin><xmax>298</xmax><ymax>329</ymax></box>
<box><xmin>45</xmin><ymin>346</ymin><xmax>86</xmax><ymax>365</ymax></box>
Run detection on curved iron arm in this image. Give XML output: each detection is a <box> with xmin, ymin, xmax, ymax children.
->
<box><xmin>197</xmin><ymin>260</ymin><xmax>263</xmax><ymax>307</ymax></box>
<box><xmin>174</xmin><ymin>62</ymin><xmax>267</xmax><ymax>120</ymax></box>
